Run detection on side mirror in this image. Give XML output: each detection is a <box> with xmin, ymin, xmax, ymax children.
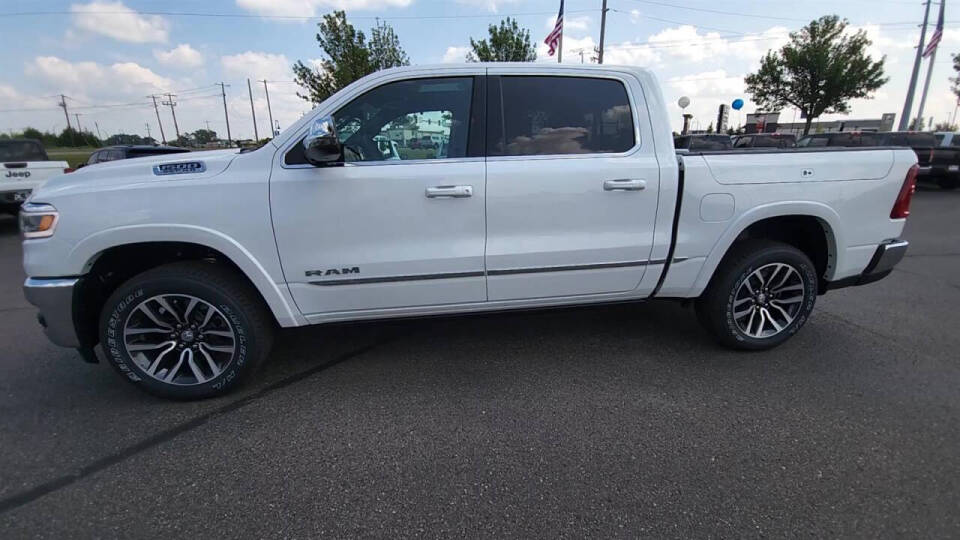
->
<box><xmin>303</xmin><ymin>115</ymin><xmax>343</xmax><ymax>166</ymax></box>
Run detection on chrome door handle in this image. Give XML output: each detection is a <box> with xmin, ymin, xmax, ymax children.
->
<box><xmin>603</xmin><ymin>179</ymin><xmax>646</xmax><ymax>191</ymax></box>
<box><xmin>425</xmin><ymin>185</ymin><xmax>473</xmax><ymax>198</ymax></box>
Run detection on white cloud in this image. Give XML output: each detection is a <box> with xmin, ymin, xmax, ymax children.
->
<box><xmin>70</xmin><ymin>1</ymin><xmax>169</xmax><ymax>43</ymax></box>
<box><xmin>222</xmin><ymin>51</ymin><xmax>292</xmax><ymax>82</ymax></box>
<box><xmin>667</xmin><ymin>70</ymin><xmax>745</xmax><ymax>98</ymax></box>
<box><xmin>643</xmin><ymin>25</ymin><xmax>790</xmax><ymax>65</ymax></box>
<box><xmin>442</xmin><ymin>46</ymin><xmax>470</xmax><ymax>63</ymax></box>
<box><xmin>236</xmin><ymin>0</ymin><xmax>411</xmax><ymax>18</ymax></box>
<box><xmin>544</xmin><ymin>15</ymin><xmax>589</xmax><ymax>32</ymax></box>
<box><xmin>27</xmin><ymin>56</ymin><xmax>173</xmax><ymax>95</ymax></box>
<box><xmin>454</xmin><ymin>0</ymin><xmax>521</xmax><ymax>13</ymax></box>
<box><xmin>154</xmin><ymin>44</ymin><xmax>204</xmax><ymax>68</ymax></box>
<box><xmin>603</xmin><ymin>41</ymin><xmax>661</xmax><ymax>67</ymax></box>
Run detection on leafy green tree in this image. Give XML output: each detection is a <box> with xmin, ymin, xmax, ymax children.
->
<box><xmin>190</xmin><ymin>128</ymin><xmax>218</xmax><ymax>145</ymax></box>
<box><xmin>934</xmin><ymin>121</ymin><xmax>958</xmax><ymax>132</ymax></box>
<box><xmin>22</xmin><ymin>127</ymin><xmax>43</xmax><ymax>140</ymax></box>
<box><xmin>369</xmin><ymin>20</ymin><xmax>409</xmax><ymax>71</ymax></box>
<box><xmin>467</xmin><ymin>17</ymin><xmax>537</xmax><ymax>62</ymax></box>
<box><xmin>744</xmin><ymin>15</ymin><xmax>887</xmax><ymax>136</ymax></box>
<box><xmin>293</xmin><ymin>11</ymin><xmax>409</xmax><ymax>105</ymax></box>
<box><xmin>951</xmin><ymin>53</ymin><xmax>960</xmax><ymax>99</ymax></box>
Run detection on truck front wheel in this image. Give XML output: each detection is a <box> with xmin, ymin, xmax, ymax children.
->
<box><xmin>695</xmin><ymin>240</ymin><xmax>818</xmax><ymax>350</ymax></box>
<box><xmin>99</xmin><ymin>261</ymin><xmax>274</xmax><ymax>400</ymax></box>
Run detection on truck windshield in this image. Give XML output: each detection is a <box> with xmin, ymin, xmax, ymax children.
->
<box><xmin>0</xmin><ymin>140</ymin><xmax>47</xmax><ymax>162</ymax></box>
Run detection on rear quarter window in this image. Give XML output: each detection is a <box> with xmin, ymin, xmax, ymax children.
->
<box><xmin>491</xmin><ymin>76</ymin><xmax>635</xmax><ymax>156</ymax></box>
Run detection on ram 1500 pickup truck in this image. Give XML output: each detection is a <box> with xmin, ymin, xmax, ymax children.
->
<box><xmin>1</xmin><ymin>139</ymin><xmax>70</xmax><ymax>214</ymax></box>
<box><xmin>21</xmin><ymin>64</ymin><xmax>917</xmax><ymax>400</ymax></box>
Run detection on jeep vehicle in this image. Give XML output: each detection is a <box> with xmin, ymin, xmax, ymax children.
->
<box><xmin>0</xmin><ymin>139</ymin><xmax>69</xmax><ymax>214</ymax></box>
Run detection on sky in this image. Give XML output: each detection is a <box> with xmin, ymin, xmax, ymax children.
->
<box><xmin>1</xmin><ymin>0</ymin><xmax>959</xmax><ymax>140</ymax></box>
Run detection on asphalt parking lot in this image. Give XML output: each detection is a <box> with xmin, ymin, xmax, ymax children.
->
<box><xmin>1</xmin><ymin>189</ymin><xmax>959</xmax><ymax>537</ymax></box>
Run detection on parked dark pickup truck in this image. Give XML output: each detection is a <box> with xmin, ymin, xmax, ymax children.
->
<box><xmin>798</xmin><ymin>131</ymin><xmax>959</xmax><ymax>189</ymax></box>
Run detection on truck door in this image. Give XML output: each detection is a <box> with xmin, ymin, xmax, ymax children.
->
<box><xmin>270</xmin><ymin>75</ymin><xmax>488</xmax><ymax>317</ymax></box>
<box><xmin>484</xmin><ymin>71</ymin><xmax>661</xmax><ymax>301</ymax></box>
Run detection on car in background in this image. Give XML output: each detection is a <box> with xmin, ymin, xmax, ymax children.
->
<box><xmin>674</xmin><ymin>134</ymin><xmax>733</xmax><ymax>152</ymax></box>
<box><xmin>731</xmin><ymin>133</ymin><xmax>797</xmax><ymax>149</ymax></box>
<box><xmin>0</xmin><ymin>139</ymin><xmax>70</xmax><ymax>215</ymax></box>
<box><xmin>798</xmin><ymin>131</ymin><xmax>959</xmax><ymax>189</ymax></box>
<box><xmin>79</xmin><ymin>145</ymin><xmax>189</xmax><ymax>168</ymax></box>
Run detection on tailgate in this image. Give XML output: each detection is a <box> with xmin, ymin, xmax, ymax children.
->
<box><xmin>1</xmin><ymin>161</ymin><xmax>68</xmax><ymax>189</ymax></box>
<box><xmin>701</xmin><ymin>149</ymin><xmax>895</xmax><ymax>184</ymax></box>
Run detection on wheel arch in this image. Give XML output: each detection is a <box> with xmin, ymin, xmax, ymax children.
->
<box><xmin>690</xmin><ymin>202</ymin><xmax>843</xmax><ymax>297</ymax></box>
<box><xmin>68</xmin><ymin>225</ymin><xmax>304</xmax><ymax>350</ymax></box>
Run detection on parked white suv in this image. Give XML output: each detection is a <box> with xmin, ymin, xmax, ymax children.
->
<box><xmin>22</xmin><ymin>64</ymin><xmax>916</xmax><ymax>399</ymax></box>
<box><xmin>1</xmin><ymin>139</ymin><xmax>69</xmax><ymax>214</ymax></box>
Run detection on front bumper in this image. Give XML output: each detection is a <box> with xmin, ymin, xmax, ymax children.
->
<box><xmin>23</xmin><ymin>277</ymin><xmax>81</xmax><ymax>348</ymax></box>
<box><xmin>0</xmin><ymin>188</ymin><xmax>31</xmax><ymax>207</ymax></box>
<box><xmin>825</xmin><ymin>239</ymin><xmax>908</xmax><ymax>291</ymax></box>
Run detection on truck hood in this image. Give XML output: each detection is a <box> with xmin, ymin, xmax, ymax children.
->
<box><xmin>30</xmin><ymin>148</ymin><xmax>241</xmax><ymax>200</ymax></box>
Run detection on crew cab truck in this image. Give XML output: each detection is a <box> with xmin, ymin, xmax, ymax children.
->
<box><xmin>1</xmin><ymin>139</ymin><xmax>70</xmax><ymax>214</ymax></box>
<box><xmin>21</xmin><ymin>64</ymin><xmax>917</xmax><ymax>400</ymax></box>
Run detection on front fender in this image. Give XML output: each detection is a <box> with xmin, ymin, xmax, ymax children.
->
<box><xmin>688</xmin><ymin>201</ymin><xmax>842</xmax><ymax>297</ymax></box>
<box><xmin>30</xmin><ymin>224</ymin><xmax>306</xmax><ymax>327</ymax></box>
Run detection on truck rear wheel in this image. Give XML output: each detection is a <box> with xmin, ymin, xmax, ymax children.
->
<box><xmin>99</xmin><ymin>261</ymin><xmax>274</xmax><ymax>400</ymax></box>
<box><xmin>695</xmin><ymin>240</ymin><xmax>818</xmax><ymax>350</ymax></box>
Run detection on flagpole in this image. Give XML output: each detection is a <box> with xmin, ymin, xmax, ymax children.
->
<box><xmin>915</xmin><ymin>0</ymin><xmax>945</xmax><ymax>129</ymax></box>
<box><xmin>557</xmin><ymin>30</ymin><xmax>563</xmax><ymax>63</ymax></box>
<box><xmin>899</xmin><ymin>0</ymin><xmax>933</xmax><ymax>130</ymax></box>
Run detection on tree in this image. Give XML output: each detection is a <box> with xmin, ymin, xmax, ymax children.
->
<box><xmin>951</xmin><ymin>53</ymin><xmax>960</xmax><ymax>99</ymax></box>
<box><xmin>744</xmin><ymin>15</ymin><xmax>887</xmax><ymax>136</ymax></box>
<box><xmin>466</xmin><ymin>17</ymin><xmax>536</xmax><ymax>62</ymax></box>
<box><xmin>706</xmin><ymin>122</ymin><xmax>715</xmax><ymax>134</ymax></box>
<box><xmin>369</xmin><ymin>20</ymin><xmax>409</xmax><ymax>71</ymax></box>
<box><xmin>191</xmin><ymin>129</ymin><xmax>218</xmax><ymax>145</ymax></box>
<box><xmin>935</xmin><ymin>121</ymin><xmax>958</xmax><ymax>132</ymax></box>
<box><xmin>293</xmin><ymin>11</ymin><xmax>408</xmax><ymax>105</ymax></box>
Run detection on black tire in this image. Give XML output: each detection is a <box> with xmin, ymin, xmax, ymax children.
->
<box><xmin>99</xmin><ymin>261</ymin><xmax>274</xmax><ymax>400</ymax></box>
<box><xmin>695</xmin><ymin>240</ymin><xmax>818</xmax><ymax>350</ymax></box>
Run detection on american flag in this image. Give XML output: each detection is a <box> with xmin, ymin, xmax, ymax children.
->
<box><xmin>545</xmin><ymin>0</ymin><xmax>564</xmax><ymax>56</ymax></box>
<box><xmin>922</xmin><ymin>0</ymin><xmax>945</xmax><ymax>58</ymax></box>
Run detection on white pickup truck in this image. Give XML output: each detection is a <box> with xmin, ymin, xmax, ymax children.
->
<box><xmin>1</xmin><ymin>139</ymin><xmax>70</xmax><ymax>214</ymax></box>
<box><xmin>21</xmin><ymin>64</ymin><xmax>916</xmax><ymax>400</ymax></box>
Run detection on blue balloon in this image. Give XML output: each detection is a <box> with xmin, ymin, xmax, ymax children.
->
<box><xmin>731</xmin><ymin>99</ymin><xmax>744</xmax><ymax>110</ymax></box>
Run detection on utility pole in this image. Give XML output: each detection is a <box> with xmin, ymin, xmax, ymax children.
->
<box><xmin>915</xmin><ymin>0</ymin><xmax>945</xmax><ymax>129</ymax></box>
<box><xmin>260</xmin><ymin>79</ymin><xmax>275</xmax><ymax>137</ymax></box>
<box><xmin>899</xmin><ymin>0</ymin><xmax>932</xmax><ymax>131</ymax></box>
<box><xmin>73</xmin><ymin>113</ymin><xmax>82</xmax><ymax>134</ymax></box>
<box><xmin>94</xmin><ymin>121</ymin><xmax>102</xmax><ymax>140</ymax></box>
<box><xmin>598</xmin><ymin>0</ymin><xmax>608</xmax><ymax>64</ymax></box>
<box><xmin>150</xmin><ymin>95</ymin><xmax>166</xmax><ymax>144</ymax></box>
<box><xmin>58</xmin><ymin>94</ymin><xmax>72</xmax><ymax>131</ymax></box>
<box><xmin>247</xmin><ymin>78</ymin><xmax>259</xmax><ymax>141</ymax></box>
<box><xmin>219</xmin><ymin>82</ymin><xmax>232</xmax><ymax>145</ymax></box>
<box><xmin>204</xmin><ymin>120</ymin><xmax>212</xmax><ymax>131</ymax></box>
<box><xmin>161</xmin><ymin>93</ymin><xmax>180</xmax><ymax>141</ymax></box>
<box><xmin>145</xmin><ymin>123</ymin><xmax>152</xmax><ymax>140</ymax></box>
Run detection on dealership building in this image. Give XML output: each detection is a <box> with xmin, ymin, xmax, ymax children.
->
<box><xmin>743</xmin><ymin>112</ymin><xmax>897</xmax><ymax>135</ymax></box>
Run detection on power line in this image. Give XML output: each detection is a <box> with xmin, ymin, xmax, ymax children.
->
<box><xmin>0</xmin><ymin>8</ymin><xmax>601</xmax><ymax>21</ymax></box>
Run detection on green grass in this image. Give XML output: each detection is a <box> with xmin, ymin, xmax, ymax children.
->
<box><xmin>47</xmin><ymin>147</ymin><xmax>95</xmax><ymax>168</ymax></box>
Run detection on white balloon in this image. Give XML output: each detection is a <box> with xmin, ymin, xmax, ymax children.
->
<box><xmin>678</xmin><ymin>96</ymin><xmax>691</xmax><ymax>109</ymax></box>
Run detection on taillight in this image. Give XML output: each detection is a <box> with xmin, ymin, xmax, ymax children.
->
<box><xmin>63</xmin><ymin>167</ymin><xmax>75</xmax><ymax>173</ymax></box>
<box><xmin>891</xmin><ymin>164</ymin><xmax>918</xmax><ymax>219</ymax></box>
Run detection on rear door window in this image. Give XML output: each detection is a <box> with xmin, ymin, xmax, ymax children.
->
<box><xmin>490</xmin><ymin>76</ymin><xmax>635</xmax><ymax>156</ymax></box>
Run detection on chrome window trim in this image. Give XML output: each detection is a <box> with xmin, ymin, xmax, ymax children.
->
<box><xmin>279</xmin><ymin>73</ymin><xmax>481</xmax><ymax>170</ymax></box>
<box><xmin>281</xmin><ymin>156</ymin><xmax>485</xmax><ymax>170</ymax></box>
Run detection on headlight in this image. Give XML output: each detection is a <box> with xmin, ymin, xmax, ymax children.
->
<box><xmin>20</xmin><ymin>203</ymin><xmax>59</xmax><ymax>239</ymax></box>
